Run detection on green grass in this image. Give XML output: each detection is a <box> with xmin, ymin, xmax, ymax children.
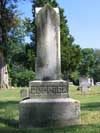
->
<box><xmin>0</xmin><ymin>86</ymin><xmax>100</xmax><ymax>132</ymax></box>
<box><xmin>69</xmin><ymin>86</ymin><xmax>100</xmax><ymax>125</ymax></box>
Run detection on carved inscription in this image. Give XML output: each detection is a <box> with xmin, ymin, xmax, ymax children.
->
<box><xmin>29</xmin><ymin>86</ymin><xmax>67</xmax><ymax>96</ymax></box>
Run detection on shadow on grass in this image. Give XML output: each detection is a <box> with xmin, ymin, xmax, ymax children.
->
<box><xmin>0</xmin><ymin>101</ymin><xmax>19</xmax><ymax>108</ymax></box>
<box><xmin>81</xmin><ymin>102</ymin><xmax>100</xmax><ymax>111</ymax></box>
<box><xmin>0</xmin><ymin>101</ymin><xmax>19</xmax><ymax>128</ymax></box>
<box><xmin>0</xmin><ymin>124</ymin><xmax>100</xmax><ymax>133</ymax></box>
<box><xmin>0</xmin><ymin>101</ymin><xmax>100</xmax><ymax>132</ymax></box>
<box><xmin>0</xmin><ymin>117</ymin><xmax>18</xmax><ymax>128</ymax></box>
<box><xmin>61</xmin><ymin>124</ymin><xmax>100</xmax><ymax>133</ymax></box>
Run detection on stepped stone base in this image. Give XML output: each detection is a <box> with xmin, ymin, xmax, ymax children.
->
<box><xmin>19</xmin><ymin>98</ymin><xmax>80</xmax><ymax>128</ymax></box>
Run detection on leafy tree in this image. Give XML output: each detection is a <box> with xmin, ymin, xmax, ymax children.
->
<box><xmin>70</xmin><ymin>70</ymin><xmax>80</xmax><ymax>85</ymax></box>
<box><xmin>93</xmin><ymin>49</ymin><xmax>100</xmax><ymax>82</ymax></box>
<box><xmin>78</xmin><ymin>48</ymin><xmax>95</xmax><ymax>77</ymax></box>
<box><xmin>61</xmin><ymin>44</ymin><xmax>81</xmax><ymax>80</ymax></box>
<box><xmin>7</xmin><ymin>17</ymin><xmax>36</xmax><ymax>86</ymax></box>
<box><xmin>0</xmin><ymin>0</ymin><xmax>19</xmax><ymax>88</ymax></box>
<box><xmin>7</xmin><ymin>18</ymin><xmax>26</xmax><ymax>64</ymax></box>
<box><xmin>25</xmin><ymin>43</ymin><xmax>35</xmax><ymax>71</ymax></box>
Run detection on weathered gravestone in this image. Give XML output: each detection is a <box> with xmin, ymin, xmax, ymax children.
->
<box><xmin>79</xmin><ymin>77</ymin><xmax>89</xmax><ymax>95</ymax></box>
<box><xmin>88</xmin><ymin>78</ymin><xmax>94</xmax><ymax>87</ymax></box>
<box><xmin>20</xmin><ymin>89</ymin><xmax>27</xmax><ymax>98</ymax></box>
<box><xmin>19</xmin><ymin>4</ymin><xmax>80</xmax><ymax>128</ymax></box>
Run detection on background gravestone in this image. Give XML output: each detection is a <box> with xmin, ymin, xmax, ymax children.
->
<box><xmin>79</xmin><ymin>77</ymin><xmax>89</xmax><ymax>95</ymax></box>
<box><xmin>19</xmin><ymin>4</ymin><xmax>80</xmax><ymax>128</ymax></box>
<box><xmin>20</xmin><ymin>89</ymin><xmax>27</xmax><ymax>98</ymax></box>
<box><xmin>79</xmin><ymin>77</ymin><xmax>94</xmax><ymax>95</ymax></box>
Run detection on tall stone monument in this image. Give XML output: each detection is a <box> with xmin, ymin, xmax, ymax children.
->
<box><xmin>19</xmin><ymin>4</ymin><xmax>80</xmax><ymax>128</ymax></box>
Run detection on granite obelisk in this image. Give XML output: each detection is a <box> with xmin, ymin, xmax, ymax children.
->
<box><xmin>35</xmin><ymin>5</ymin><xmax>61</xmax><ymax>80</ymax></box>
<box><xmin>19</xmin><ymin>4</ymin><xmax>80</xmax><ymax>128</ymax></box>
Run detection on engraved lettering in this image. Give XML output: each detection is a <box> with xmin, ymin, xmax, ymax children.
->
<box><xmin>30</xmin><ymin>86</ymin><xmax>67</xmax><ymax>96</ymax></box>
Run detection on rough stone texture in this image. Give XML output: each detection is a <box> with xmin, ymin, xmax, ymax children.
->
<box><xmin>19</xmin><ymin>4</ymin><xmax>81</xmax><ymax>128</ymax></box>
<box><xmin>19</xmin><ymin>98</ymin><xmax>80</xmax><ymax>128</ymax></box>
<box><xmin>35</xmin><ymin>4</ymin><xmax>61</xmax><ymax>80</ymax></box>
<box><xmin>29</xmin><ymin>80</ymin><xmax>68</xmax><ymax>98</ymax></box>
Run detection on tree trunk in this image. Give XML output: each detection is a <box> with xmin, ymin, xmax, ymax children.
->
<box><xmin>0</xmin><ymin>49</ymin><xmax>9</xmax><ymax>89</ymax></box>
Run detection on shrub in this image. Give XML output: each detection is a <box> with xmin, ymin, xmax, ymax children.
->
<box><xmin>10</xmin><ymin>67</ymin><xmax>35</xmax><ymax>87</ymax></box>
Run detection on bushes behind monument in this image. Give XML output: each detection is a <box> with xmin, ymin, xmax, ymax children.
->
<box><xmin>10</xmin><ymin>68</ymin><xmax>35</xmax><ymax>87</ymax></box>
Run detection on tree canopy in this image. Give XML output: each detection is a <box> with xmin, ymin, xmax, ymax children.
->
<box><xmin>0</xmin><ymin>0</ymin><xmax>99</xmax><ymax>87</ymax></box>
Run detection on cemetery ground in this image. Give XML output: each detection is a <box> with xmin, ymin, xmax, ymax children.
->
<box><xmin>0</xmin><ymin>86</ymin><xmax>100</xmax><ymax>133</ymax></box>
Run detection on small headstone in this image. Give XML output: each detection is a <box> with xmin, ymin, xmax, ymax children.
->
<box><xmin>91</xmin><ymin>78</ymin><xmax>94</xmax><ymax>86</ymax></box>
<box><xmin>79</xmin><ymin>77</ymin><xmax>89</xmax><ymax>95</ymax></box>
<box><xmin>20</xmin><ymin>89</ymin><xmax>27</xmax><ymax>98</ymax></box>
<box><xmin>88</xmin><ymin>78</ymin><xmax>94</xmax><ymax>87</ymax></box>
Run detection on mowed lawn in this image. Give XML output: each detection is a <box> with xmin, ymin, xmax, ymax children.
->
<box><xmin>0</xmin><ymin>86</ymin><xmax>100</xmax><ymax>133</ymax></box>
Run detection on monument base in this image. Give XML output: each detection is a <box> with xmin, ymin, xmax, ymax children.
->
<box><xmin>29</xmin><ymin>80</ymin><xmax>69</xmax><ymax>98</ymax></box>
<box><xmin>19</xmin><ymin>98</ymin><xmax>80</xmax><ymax>128</ymax></box>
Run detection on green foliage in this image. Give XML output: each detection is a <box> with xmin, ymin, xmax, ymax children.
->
<box><xmin>78</xmin><ymin>48</ymin><xmax>95</xmax><ymax>76</ymax></box>
<box><xmin>75</xmin><ymin>48</ymin><xmax>100</xmax><ymax>84</ymax></box>
<box><xmin>0</xmin><ymin>0</ymin><xmax>19</xmax><ymax>51</ymax></box>
<box><xmin>1</xmin><ymin>0</ymin><xmax>99</xmax><ymax>86</ymax></box>
<box><xmin>6</xmin><ymin>12</ymin><xmax>36</xmax><ymax>86</ymax></box>
<box><xmin>92</xmin><ymin>49</ymin><xmax>100</xmax><ymax>82</ymax></box>
<box><xmin>10</xmin><ymin>66</ymin><xmax>35</xmax><ymax>86</ymax></box>
<box><xmin>61</xmin><ymin>44</ymin><xmax>81</xmax><ymax>74</ymax></box>
<box><xmin>25</xmin><ymin>44</ymin><xmax>35</xmax><ymax>71</ymax></box>
<box><xmin>70</xmin><ymin>71</ymin><xmax>80</xmax><ymax>85</ymax></box>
